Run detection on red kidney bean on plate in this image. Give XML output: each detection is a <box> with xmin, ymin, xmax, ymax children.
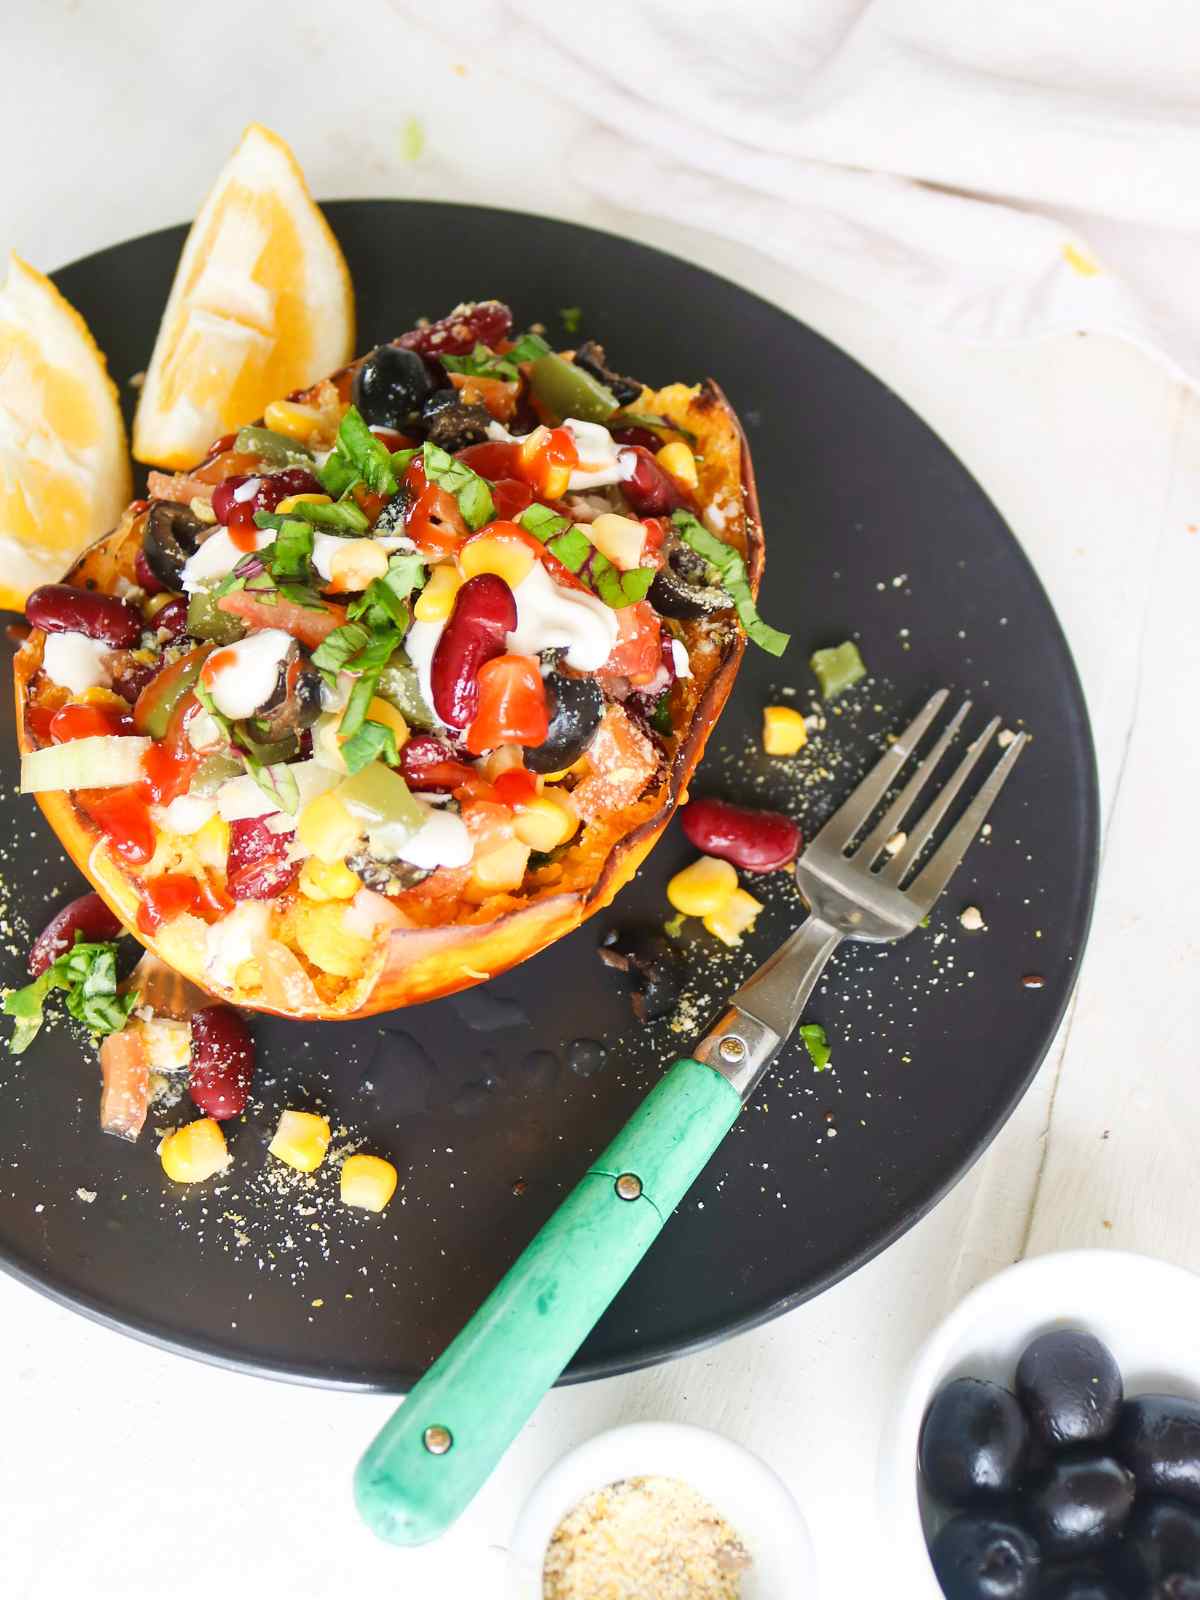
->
<box><xmin>210</xmin><ymin>466</ymin><xmax>323</xmax><ymax>525</ymax></box>
<box><xmin>26</xmin><ymin>584</ymin><xmax>142</xmax><ymax>648</ymax></box>
<box><xmin>430</xmin><ymin>574</ymin><xmax>518</xmax><ymax>729</ymax></box>
<box><xmin>28</xmin><ymin>891</ymin><xmax>123</xmax><ymax>976</ymax></box>
<box><xmin>399</xmin><ymin>301</ymin><xmax>512</xmax><ymax>357</ymax></box>
<box><xmin>226</xmin><ymin>817</ymin><xmax>300</xmax><ymax>901</ymax></box>
<box><xmin>682</xmin><ymin>796</ymin><xmax>801</xmax><ymax>872</ymax></box>
<box><xmin>619</xmin><ymin>446</ymin><xmax>684</xmax><ymax>518</ymax></box>
<box><xmin>188</xmin><ymin>1005</ymin><xmax>255</xmax><ymax>1119</ymax></box>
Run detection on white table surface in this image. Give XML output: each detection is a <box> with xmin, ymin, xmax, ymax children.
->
<box><xmin>5</xmin><ymin>6</ymin><xmax>1198</xmax><ymax>1597</ymax></box>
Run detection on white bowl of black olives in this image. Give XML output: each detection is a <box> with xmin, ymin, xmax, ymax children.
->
<box><xmin>878</xmin><ymin>1249</ymin><xmax>1200</xmax><ymax>1599</ymax></box>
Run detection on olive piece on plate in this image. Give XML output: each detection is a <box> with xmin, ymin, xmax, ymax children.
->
<box><xmin>919</xmin><ymin>1378</ymin><xmax>1030</xmax><ymax>1505</ymax></box>
<box><xmin>649</xmin><ymin>533</ymin><xmax>729</xmax><ymax>621</ymax></box>
<box><xmin>598</xmin><ymin>927</ymin><xmax>684</xmax><ymax>1022</ymax></box>
<box><xmin>1024</xmin><ymin>1454</ymin><xmax>1134</xmax><ymax>1560</ymax></box>
<box><xmin>142</xmin><ymin>499</ymin><xmax>210</xmax><ymax>590</ymax></box>
<box><xmin>1114</xmin><ymin>1395</ymin><xmax>1200</xmax><ymax>1505</ymax></box>
<box><xmin>929</xmin><ymin>1513</ymin><xmax>1041</xmax><ymax>1600</ymax></box>
<box><xmin>1015</xmin><ymin>1330</ymin><xmax>1123</xmax><ymax>1449</ymax></box>
<box><xmin>525</xmin><ymin>673</ymin><xmax>604</xmax><ymax>775</ymax></box>
<box><xmin>1116</xmin><ymin>1498</ymin><xmax>1200</xmax><ymax>1592</ymax></box>
<box><xmin>352</xmin><ymin>344</ymin><xmax>435</xmax><ymax>430</ymax></box>
<box><xmin>421</xmin><ymin>389</ymin><xmax>493</xmax><ymax>452</ymax></box>
<box><xmin>245</xmin><ymin>645</ymin><xmax>322</xmax><ymax>743</ymax></box>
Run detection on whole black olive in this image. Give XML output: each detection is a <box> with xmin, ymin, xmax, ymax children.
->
<box><xmin>247</xmin><ymin>648</ymin><xmax>322</xmax><ymax>742</ymax></box>
<box><xmin>649</xmin><ymin>533</ymin><xmax>729</xmax><ymax>621</ymax></box>
<box><xmin>920</xmin><ymin>1379</ymin><xmax>1030</xmax><ymax>1505</ymax></box>
<box><xmin>422</xmin><ymin>394</ymin><xmax>493</xmax><ymax>452</ymax></box>
<box><xmin>1114</xmin><ymin>1395</ymin><xmax>1200</xmax><ymax>1506</ymax></box>
<box><xmin>525</xmin><ymin>673</ymin><xmax>604</xmax><ymax>774</ymax></box>
<box><xmin>573</xmin><ymin>340</ymin><xmax>642</xmax><ymax>407</ymax></box>
<box><xmin>598</xmin><ymin>927</ymin><xmax>684</xmax><ymax>1021</ymax></box>
<box><xmin>353</xmin><ymin>345</ymin><xmax>435</xmax><ymax>430</ymax></box>
<box><xmin>142</xmin><ymin>500</ymin><xmax>209</xmax><ymax>589</ymax></box>
<box><xmin>1116</xmin><ymin>1498</ymin><xmax>1200</xmax><ymax>1592</ymax></box>
<box><xmin>1037</xmin><ymin>1567</ymin><xmax>1125</xmax><ymax>1600</ymax></box>
<box><xmin>1015</xmin><ymin>1330</ymin><xmax>1123</xmax><ymax>1450</ymax></box>
<box><xmin>929</xmin><ymin>1513</ymin><xmax>1041</xmax><ymax>1600</ymax></box>
<box><xmin>1025</xmin><ymin>1454</ymin><xmax>1134</xmax><ymax>1560</ymax></box>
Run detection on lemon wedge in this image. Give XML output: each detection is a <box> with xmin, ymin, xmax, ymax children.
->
<box><xmin>0</xmin><ymin>253</ymin><xmax>132</xmax><ymax>611</ymax></box>
<box><xmin>133</xmin><ymin>122</ymin><xmax>354</xmax><ymax>471</ymax></box>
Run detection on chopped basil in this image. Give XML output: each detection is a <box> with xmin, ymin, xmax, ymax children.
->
<box><xmin>510</xmin><ymin>331</ymin><xmax>554</xmax><ymax>363</ymax></box>
<box><xmin>389</xmin><ymin>446</ymin><xmax>420</xmax><ymax>477</ymax></box>
<box><xmin>311</xmin><ymin>622</ymin><xmax>372</xmax><ymax>681</ymax></box>
<box><xmin>266</xmin><ymin>519</ymin><xmax>315</xmax><ymax>583</ymax></box>
<box><xmin>234</xmin><ymin>425</ymin><xmax>314</xmax><ymax>466</ymax></box>
<box><xmin>560</xmin><ymin>306</ymin><xmax>582</xmax><ymax>335</ymax></box>
<box><xmin>256</xmin><ymin>500</ymin><xmax>370</xmax><ymax>534</ymax></box>
<box><xmin>4</xmin><ymin>938</ymin><xmax>135</xmax><ymax>1055</ymax></box>
<box><xmin>671</xmin><ymin>509</ymin><xmax>790</xmax><ymax>657</ymax></box>
<box><xmin>519</xmin><ymin>503</ymin><xmax>571</xmax><ymax>543</ymax></box>
<box><xmin>336</xmin><ymin>627</ymin><xmax>405</xmax><ymax>740</ymax></box>
<box><xmin>799</xmin><ymin>1023</ymin><xmax>831</xmax><ymax>1071</ymax></box>
<box><xmin>810</xmin><ymin>641</ymin><xmax>867</xmax><ymax>700</ymax></box>
<box><xmin>339</xmin><ymin>718</ymin><xmax>403</xmax><ymax>775</ymax></box>
<box><xmin>422</xmin><ymin>441</ymin><xmax>495</xmax><ymax>531</ymax></box>
<box><xmin>244</xmin><ymin>754</ymin><xmax>301</xmax><ymax>815</ymax></box>
<box><xmin>320</xmin><ymin>406</ymin><xmax>398</xmax><ymax>498</ymax></box>
<box><xmin>442</xmin><ymin>342</ymin><xmax>521</xmax><ymax>383</ymax></box>
<box><xmin>591</xmin><ymin>554</ymin><xmax>657</xmax><ymax>609</ymax></box>
<box><xmin>348</xmin><ymin>552</ymin><xmax>425</xmax><ymax>634</ymax></box>
<box><xmin>547</xmin><ymin>526</ymin><xmax>592</xmax><ymax>572</ymax></box>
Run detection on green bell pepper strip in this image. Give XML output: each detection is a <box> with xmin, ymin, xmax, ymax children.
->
<box><xmin>186</xmin><ymin>590</ymin><xmax>247</xmax><ymax>645</ymax></box>
<box><xmin>527</xmin><ymin>353</ymin><xmax>618</xmax><ymax>425</ymax></box>
<box><xmin>233</xmin><ymin>426</ymin><xmax>315</xmax><ymax>467</ymax></box>
<box><xmin>132</xmin><ymin>644</ymin><xmax>215</xmax><ymax>740</ymax></box>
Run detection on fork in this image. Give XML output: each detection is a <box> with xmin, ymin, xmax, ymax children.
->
<box><xmin>355</xmin><ymin>690</ymin><xmax>1027</xmax><ymax>1545</ymax></box>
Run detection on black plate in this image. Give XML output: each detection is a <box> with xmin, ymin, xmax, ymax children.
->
<box><xmin>0</xmin><ymin>203</ymin><xmax>1097</xmax><ymax>1389</ymax></box>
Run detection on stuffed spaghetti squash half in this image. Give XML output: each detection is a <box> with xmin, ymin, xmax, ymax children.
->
<box><xmin>14</xmin><ymin>302</ymin><xmax>783</xmax><ymax>1019</ymax></box>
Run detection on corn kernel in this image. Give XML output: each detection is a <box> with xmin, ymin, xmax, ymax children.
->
<box><xmin>656</xmin><ymin>441</ymin><xmax>700</xmax><ymax>490</ymax></box>
<box><xmin>703</xmin><ymin>886</ymin><xmax>764</xmax><ymax>947</ymax></box>
<box><xmin>362</xmin><ymin>696</ymin><xmax>409</xmax><ymax>749</ymax></box>
<box><xmin>297</xmin><ymin>792</ymin><xmax>361</xmax><ymax>864</ymax></box>
<box><xmin>414</xmin><ymin>563</ymin><xmax>464</xmax><ymax>623</ymax></box>
<box><xmin>299</xmin><ymin>856</ymin><xmax>361</xmax><ymax>902</ymax></box>
<box><xmin>144</xmin><ymin>591</ymin><xmax>177</xmax><ymax>620</ymax></box>
<box><xmin>470</xmin><ymin>838</ymin><xmax>531</xmax><ymax>895</ymax></box>
<box><xmin>667</xmin><ymin>855</ymin><xmax>739</xmax><ymax>917</ymax></box>
<box><xmin>263</xmin><ymin>399</ymin><xmax>326</xmax><ymax>441</ymax></box>
<box><xmin>276</xmin><ymin>492</ymin><xmax>332</xmax><ymax>515</ymax></box>
<box><xmin>268</xmin><ymin>1109</ymin><xmax>331</xmax><ymax>1173</ymax></box>
<box><xmin>588</xmin><ymin>513</ymin><xmax>646</xmax><ymax>572</ymax></box>
<box><xmin>192</xmin><ymin>814</ymin><xmax>230</xmax><ymax>872</ymax></box>
<box><xmin>541</xmin><ymin>463</ymin><xmax>571</xmax><ymax>498</ymax></box>
<box><xmin>327</xmin><ymin>538</ymin><xmax>389</xmax><ymax>594</ymax></box>
<box><xmin>292</xmin><ymin>899</ymin><xmax>373</xmax><ymax>977</ymax></box>
<box><xmin>513</xmin><ymin>791</ymin><xmax>580</xmax><ymax>852</ymax></box>
<box><xmin>80</xmin><ymin>686</ymin><xmax>131</xmax><ymax>713</ymax></box>
<box><xmin>762</xmin><ymin>705</ymin><xmax>808</xmax><ymax>756</ymax></box>
<box><xmin>458</xmin><ymin>533</ymin><xmax>535</xmax><ymax>588</ymax></box>
<box><xmin>189</xmin><ymin>496</ymin><xmax>217</xmax><ymax>525</ymax></box>
<box><xmin>159</xmin><ymin>1118</ymin><xmax>231</xmax><ymax>1184</ymax></box>
<box><xmin>340</xmin><ymin>1153</ymin><xmax>398</xmax><ymax>1212</ymax></box>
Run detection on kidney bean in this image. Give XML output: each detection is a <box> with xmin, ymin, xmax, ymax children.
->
<box><xmin>619</xmin><ymin>447</ymin><xmax>684</xmax><ymax>518</ymax></box>
<box><xmin>134</xmin><ymin>547</ymin><xmax>167</xmax><ymax>595</ymax></box>
<box><xmin>400</xmin><ymin>734</ymin><xmax>476</xmax><ymax>792</ymax></box>
<box><xmin>226</xmin><ymin>817</ymin><xmax>300</xmax><ymax>901</ymax></box>
<box><xmin>398</xmin><ymin>301</ymin><xmax>512</xmax><ymax>357</ymax></box>
<box><xmin>188</xmin><ymin>1005</ymin><xmax>255</xmax><ymax>1119</ymax></box>
<box><xmin>611</xmin><ymin>426</ymin><xmax>663</xmax><ymax>452</ymax></box>
<box><xmin>26</xmin><ymin>584</ymin><xmax>142</xmax><ymax>648</ymax></box>
<box><xmin>210</xmin><ymin>466</ymin><xmax>322</xmax><ymax>525</ymax></box>
<box><xmin>153</xmin><ymin>596</ymin><xmax>190</xmax><ymax>641</ymax></box>
<box><xmin>430</xmin><ymin>574</ymin><xmax>518</xmax><ymax>729</ymax></box>
<box><xmin>681</xmin><ymin>796</ymin><xmax>801</xmax><ymax>872</ymax></box>
<box><xmin>109</xmin><ymin>653</ymin><xmax>159</xmax><ymax>705</ymax></box>
<box><xmin>27</xmin><ymin>891</ymin><xmax>123</xmax><ymax>976</ymax></box>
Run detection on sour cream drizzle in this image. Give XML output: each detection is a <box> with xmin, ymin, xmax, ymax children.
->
<box><xmin>181</xmin><ymin>527</ymin><xmax>274</xmax><ymax>593</ymax></box>
<box><xmin>507</xmin><ymin>561</ymin><xmax>617</xmax><ymax>672</ymax></box>
<box><xmin>200</xmin><ymin>628</ymin><xmax>293</xmax><ymax>721</ymax></box>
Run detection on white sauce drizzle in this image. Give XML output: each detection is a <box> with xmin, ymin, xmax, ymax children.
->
<box><xmin>41</xmin><ymin>632</ymin><xmax>113</xmax><ymax>693</ymax></box>
<box><xmin>181</xmin><ymin>527</ymin><xmax>274</xmax><ymax>593</ymax></box>
<box><xmin>202</xmin><ymin>629</ymin><xmax>294</xmax><ymax>722</ymax></box>
<box><xmin>507</xmin><ymin>561</ymin><xmax>617</xmax><ymax>672</ymax></box>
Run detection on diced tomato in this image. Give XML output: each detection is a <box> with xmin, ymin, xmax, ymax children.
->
<box><xmin>217</xmin><ymin>588</ymin><xmax>346</xmax><ymax>650</ymax></box>
<box><xmin>598</xmin><ymin>602</ymin><xmax>663</xmax><ymax>686</ymax></box>
<box><xmin>460</xmin><ymin>798</ymin><xmax>515</xmax><ymax>855</ymax></box>
<box><xmin>78</xmin><ymin>786</ymin><xmax>155</xmax><ymax>866</ymax></box>
<box><xmin>226</xmin><ymin>817</ymin><xmax>299</xmax><ymax>901</ymax></box>
<box><xmin>458</xmin><ymin>441</ymin><xmax>520</xmax><ymax>481</ymax></box>
<box><xmin>137</xmin><ymin>871</ymin><xmax>232</xmax><ymax>934</ymax></box>
<box><xmin>400</xmin><ymin>735</ymin><xmax>477</xmax><ymax>793</ymax></box>
<box><xmin>49</xmin><ymin>702</ymin><xmax>131</xmax><ymax>742</ymax></box>
<box><xmin>516</xmin><ymin>426</ymin><xmax>578</xmax><ymax>498</ymax></box>
<box><xmin>404</xmin><ymin>460</ymin><xmax>468</xmax><ymax>556</ymax></box>
<box><xmin>491</xmin><ymin>767</ymin><xmax>539</xmax><ymax>808</ymax></box>
<box><xmin>141</xmin><ymin>696</ymin><xmax>202</xmax><ymax>805</ymax></box>
<box><xmin>490</xmin><ymin>478</ymin><xmax>533</xmax><ymax>521</ymax></box>
<box><xmin>99</xmin><ymin>1027</ymin><xmax>150</xmax><ymax>1142</ymax></box>
<box><xmin>465</xmin><ymin>655</ymin><xmax>549</xmax><ymax>756</ymax></box>
<box><xmin>26</xmin><ymin>702</ymin><xmax>59</xmax><ymax>744</ymax></box>
<box><xmin>640</xmin><ymin>517</ymin><xmax>668</xmax><ymax>564</ymax></box>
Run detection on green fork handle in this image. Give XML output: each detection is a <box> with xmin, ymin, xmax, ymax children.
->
<box><xmin>354</xmin><ymin>1055</ymin><xmax>741</xmax><ymax>1545</ymax></box>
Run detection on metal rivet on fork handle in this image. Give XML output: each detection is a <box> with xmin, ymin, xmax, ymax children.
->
<box><xmin>615</xmin><ymin>1173</ymin><xmax>642</xmax><ymax>1201</ymax></box>
<box><xmin>718</xmin><ymin>1035</ymin><xmax>746</xmax><ymax>1064</ymax></box>
<box><xmin>423</xmin><ymin>1425</ymin><xmax>453</xmax><ymax>1456</ymax></box>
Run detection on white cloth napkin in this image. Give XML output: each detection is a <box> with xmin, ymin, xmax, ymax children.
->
<box><xmin>436</xmin><ymin>0</ymin><xmax>1200</xmax><ymax>387</ymax></box>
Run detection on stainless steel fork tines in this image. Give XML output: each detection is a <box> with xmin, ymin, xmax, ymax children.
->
<box><xmin>695</xmin><ymin>691</ymin><xmax>1028</xmax><ymax>1095</ymax></box>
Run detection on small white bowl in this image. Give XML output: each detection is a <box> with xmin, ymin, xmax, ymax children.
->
<box><xmin>878</xmin><ymin>1249</ymin><xmax>1200</xmax><ymax>1597</ymax></box>
<box><xmin>506</xmin><ymin>1420</ymin><xmax>816</xmax><ymax>1598</ymax></box>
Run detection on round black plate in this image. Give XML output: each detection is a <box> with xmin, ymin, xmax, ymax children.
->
<box><xmin>0</xmin><ymin>203</ymin><xmax>1097</xmax><ymax>1389</ymax></box>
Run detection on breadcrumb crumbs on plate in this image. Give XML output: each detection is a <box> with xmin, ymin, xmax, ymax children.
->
<box><xmin>542</xmin><ymin>1474</ymin><xmax>750</xmax><ymax>1600</ymax></box>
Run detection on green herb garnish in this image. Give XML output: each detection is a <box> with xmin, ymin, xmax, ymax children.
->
<box><xmin>651</xmin><ymin>697</ymin><xmax>673</xmax><ymax>735</ymax></box>
<box><xmin>799</xmin><ymin>1023</ymin><xmax>831</xmax><ymax>1072</ymax></box>
<box><xmin>234</xmin><ymin>425</ymin><xmax>314</xmax><ymax>467</ymax></box>
<box><xmin>591</xmin><ymin>554</ymin><xmax>657</xmax><ymax>609</ymax></box>
<box><xmin>243</xmin><ymin>755</ymin><xmax>300</xmax><ymax>815</ymax></box>
<box><xmin>671</xmin><ymin>509</ymin><xmax>790</xmax><ymax>656</ymax></box>
<box><xmin>441</xmin><ymin>331</ymin><xmax>551</xmax><ymax>384</ymax></box>
<box><xmin>311</xmin><ymin>622</ymin><xmax>372</xmax><ymax>682</ymax></box>
<box><xmin>546</xmin><ymin>525</ymin><xmax>592</xmax><ymax>573</ymax></box>
<box><xmin>319</xmin><ymin>405</ymin><xmax>398</xmax><ymax>498</ymax></box>
<box><xmin>422</xmin><ymin>441</ymin><xmax>495</xmax><ymax>531</ymax></box>
<box><xmin>810</xmin><ymin>641</ymin><xmax>867</xmax><ymax>700</ymax></box>
<box><xmin>4</xmin><ymin>938</ymin><xmax>136</xmax><ymax>1055</ymax></box>
<box><xmin>519</xmin><ymin>503</ymin><xmax>571</xmax><ymax>543</ymax></box>
<box><xmin>256</xmin><ymin>500</ymin><xmax>369</xmax><ymax>534</ymax></box>
<box><xmin>339</xmin><ymin>718</ymin><xmax>403</xmax><ymax>775</ymax></box>
<box><xmin>560</xmin><ymin>307</ymin><xmax>582</xmax><ymax>334</ymax></box>
<box><xmin>347</xmin><ymin>552</ymin><xmax>426</xmax><ymax>634</ymax></box>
